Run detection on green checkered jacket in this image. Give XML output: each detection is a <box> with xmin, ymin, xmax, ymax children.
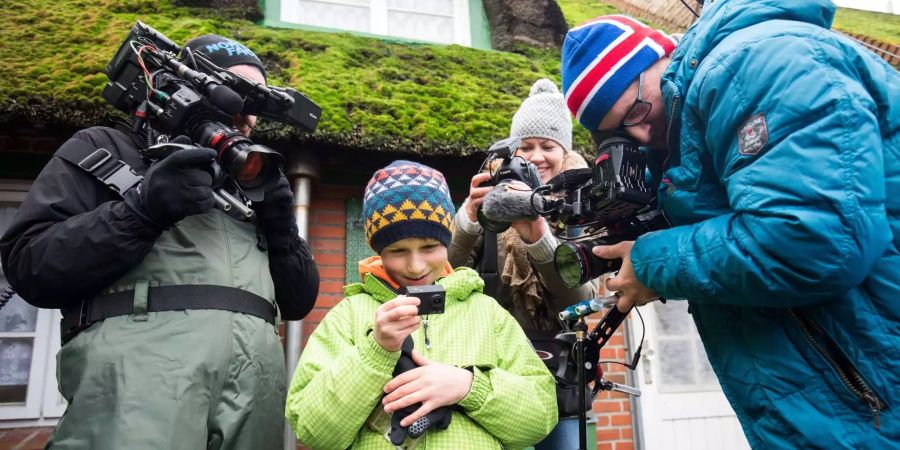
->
<box><xmin>286</xmin><ymin>266</ymin><xmax>557</xmax><ymax>449</ymax></box>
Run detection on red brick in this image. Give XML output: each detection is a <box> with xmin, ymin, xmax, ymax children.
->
<box><xmin>313</xmin><ymin>239</ymin><xmax>344</xmax><ymax>252</ymax></box>
<box><xmin>607</xmin><ymin>334</ymin><xmax>624</xmax><ymax>346</ymax></box>
<box><xmin>600</xmin><ymin>348</ymin><xmax>618</xmax><ymax>359</ymax></box>
<box><xmin>318</xmin><ymin>185</ymin><xmax>362</xmax><ymax>198</ymax></box>
<box><xmin>597</xmin><ymin>443</ymin><xmax>614</xmax><ymax>450</ymax></box>
<box><xmin>606</xmin><ymin>373</ymin><xmax>627</xmax><ymax>384</ymax></box>
<box><xmin>311</xmin><ymin>198</ymin><xmax>347</xmax><ymax>210</ymax></box>
<box><xmin>315</xmin><ymin>295</ymin><xmax>343</xmax><ymax>308</ymax></box>
<box><xmin>595</xmin><ymin>428</ymin><xmax>621</xmax><ymax>442</ymax></box>
<box><xmin>615</xmin><ymin>441</ymin><xmax>634</xmax><ymax>450</ymax></box>
<box><xmin>621</xmin><ymin>428</ymin><xmax>633</xmax><ymax>439</ymax></box>
<box><xmin>320</xmin><ymin>281</ymin><xmax>345</xmax><ymax>295</ymax></box>
<box><xmin>309</xmin><ymin>225</ymin><xmax>345</xmax><ymax>239</ymax></box>
<box><xmin>304</xmin><ymin>308</ymin><xmax>330</xmax><ymax>323</ymax></box>
<box><xmin>318</xmin><ymin>267</ymin><xmax>346</xmax><ymax>280</ymax></box>
<box><xmin>312</xmin><ymin>210</ymin><xmax>346</xmax><ymax>225</ymax></box>
<box><xmin>0</xmin><ymin>427</ymin><xmax>53</xmax><ymax>450</ymax></box>
<box><xmin>595</xmin><ymin>415</ymin><xmax>610</xmax><ymax>426</ymax></box>
<box><xmin>611</xmin><ymin>414</ymin><xmax>632</xmax><ymax>426</ymax></box>
<box><xmin>595</xmin><ymin>400</ymin><xmax>621</xmax><ymax>413</ymax></box>
<box><xmin>315</xmin><ymin>253</ymin><xmax>345</xmax><ymax>266</ymax></box>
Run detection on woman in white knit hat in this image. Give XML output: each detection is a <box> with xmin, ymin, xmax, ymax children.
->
<box><xmin>448</xmin><ymin>78</ymin><xmax>595</xmax><ymax>450</ymax></box>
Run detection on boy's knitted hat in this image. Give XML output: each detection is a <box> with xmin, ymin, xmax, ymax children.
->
<box><xmin>510</xmin><ymin>78</ymin><xmax>573</xmax><ymax>152</ymax></box>
<box><xmin>183</xmin><ymin>34</ymin><xmax>267</xmax><ymax>80</ymax></box>
<box><xmin>363</xmin><ymin>161</ymin><xmax>455</xmax><ymax>253</ymax></box>
<box><xmin>561</xmin><ymin>15</ymin><xmax>676</xmax><ymax>131</ymax></box>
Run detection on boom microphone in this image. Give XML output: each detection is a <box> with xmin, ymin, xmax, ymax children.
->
<box><xmin>481</xmin><ymin>182</ymin><xmax>545</xmax><ymax>222</ymax></box>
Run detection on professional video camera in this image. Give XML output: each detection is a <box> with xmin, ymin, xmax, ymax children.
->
<box><xmin>529</xmin><ymin>132</ymin><xmax>669</xmax><ymax>287</ymax></box>
<box><xmin>102</xmin><ymin>21</ymin><xmax>322</xmax><ymax>216</ymax></box>
<box><xmin>475</xmin><ymin>137</ymin><xmax>542</xmax><ymax>233</ymax></box>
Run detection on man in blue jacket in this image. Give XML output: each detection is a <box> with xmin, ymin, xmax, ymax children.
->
<box><xmin>560</xmin><ymin>1</ymin><xmax>898</xmax><ymax>448</ymax></box>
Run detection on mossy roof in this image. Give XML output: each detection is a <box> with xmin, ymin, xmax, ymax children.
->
<box><xmin>1</xmin><ymin>0</ymin><xmax>605</xmax><ymax>156</ymax></box>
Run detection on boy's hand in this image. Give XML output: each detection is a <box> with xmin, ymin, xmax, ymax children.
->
<box><xmin>382</xmin><ymin>350</ymin><xmax>474</xmax><ymax>426</ymax></box>
<box><xmin>374</xmin><ymin>296</ymin><xmax>421</xmax><ymax>352</ymax></box>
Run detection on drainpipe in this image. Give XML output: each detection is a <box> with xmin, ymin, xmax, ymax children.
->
<box><xmin>623</xmin><ymin>318</ymin><xmax>645</xmax><ymax>450</ymax></box>
<box><xmin>284</xmin><ymin>152</ymin><xmax>320</xmax><ymax>450</ymax></box>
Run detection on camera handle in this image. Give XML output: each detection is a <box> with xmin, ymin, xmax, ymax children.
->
<box><xmin>143</xmin><ymin>142</ymin><xmax>255</xmax><ymax>219</ymax></box>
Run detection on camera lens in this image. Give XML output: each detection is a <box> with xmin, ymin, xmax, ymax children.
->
<box><xmin>430</xmin><ymin>295</ymin><xmax>442</xmax><ymax>307</ymax></box>
<box><xmin>554</xmin><ymin>239</ymin><xmax>623</xmax><ymax>288</ymax></box>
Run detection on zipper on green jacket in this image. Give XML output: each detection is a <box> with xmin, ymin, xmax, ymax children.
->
<box><xmin>789</xmin><ymin>309</ymin><xmax>885</xmax><ymax>428</ymax></box>
<box><xmin>423</xmin><ymin>315</ymin><xmax>431</xmax><ymax>350</ymax></box>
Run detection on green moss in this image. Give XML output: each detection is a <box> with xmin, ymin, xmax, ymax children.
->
<box><xmin>834</xmin><ymin>8</ymin><xmax>900</xmax><ymax>45</ymax></box>
<box><xmin>1</xmin><ymin>0</ymin><xmax>600</xmax><ymax>156</ymax></box>
<box><xmin>557</xmin><ymin>0</ymin><xmax>621</xmax><ymax>27</ymax></box>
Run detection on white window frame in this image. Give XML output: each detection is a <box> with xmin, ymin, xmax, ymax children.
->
<box><xmin>0</xmin><ymin>181</ymin><xmax>66</xmax><ymax>425</ymax></box>
<box><xmin>281</xmin><ymin>0</ymin><xmax>472</xmax><ymax>46</ymax></box>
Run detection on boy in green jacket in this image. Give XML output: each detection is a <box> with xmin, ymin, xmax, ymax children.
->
<box><xmin>286</xmin><ymin>160</ymin><xmax>557</xmax><ymax>449</ymax></box>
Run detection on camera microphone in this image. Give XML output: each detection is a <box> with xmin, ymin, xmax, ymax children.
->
<box><xmin>481</xmin><ymin>182</ymin><xmax>545</xmax><ymax>223</ymax></box>
<box><xmin>546</xmin><ymin>168</ymin><xmax>593</xmax><ymax>190</ymax></box>
<box><xmin>206</xmin><ymin>84</ymin><xmax>244</xmax><ymax>116</ymax></box>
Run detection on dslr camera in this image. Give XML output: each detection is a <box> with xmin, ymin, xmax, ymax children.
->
<box><xmin>102</xmin><ymin>21</ymin><xmax>322</xmax><ymax>216</ymax></box>
<box><xmin>476</xmin><ymin>137</ymin><xmax>542</xmax><ymax>233</ymax></box>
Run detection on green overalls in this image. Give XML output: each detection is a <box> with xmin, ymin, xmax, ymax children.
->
<box><xmin>47</xmin><ymin>210</ymin><xmax>286</xmax><ymax>450</ymax></box>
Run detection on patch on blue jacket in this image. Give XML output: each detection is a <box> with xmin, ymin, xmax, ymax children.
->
<box><xmin>738</xmin><ymin>113</ymin><xmax>768</xmax><ymax>155</ymax></box>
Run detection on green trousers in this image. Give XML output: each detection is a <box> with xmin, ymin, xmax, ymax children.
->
<box><xmin>47</xmin><ymin>310</ymin><xmax>286</xmax><ymax>450</ymax></box>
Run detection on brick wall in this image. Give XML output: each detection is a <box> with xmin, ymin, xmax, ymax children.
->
<box><xmin>0</xmin><ymin>427</ymin><xmax>53</xmax><ymax>450</ymax></box>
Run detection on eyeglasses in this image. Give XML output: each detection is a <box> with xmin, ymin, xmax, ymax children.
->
<box><xmin>618</xmin><ymin>72</ymin><xmax>652</xmax><ymax>129</ymax></box>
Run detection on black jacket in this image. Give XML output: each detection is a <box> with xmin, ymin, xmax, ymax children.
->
<box><xmin>0</xmin><ymin>125</ymin><xmax>318</xmax><ymax>320</ymax></box>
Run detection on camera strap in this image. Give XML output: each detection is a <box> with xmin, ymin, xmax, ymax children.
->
<box><xmin>54</xmin><ymin>138</ymin><xmax>143</xmax><ymax>197</ymax></box>
<box><xmin>481</xmin><ymin>231</ymin><xmax>499</xmax><ymax>298</ymax></box>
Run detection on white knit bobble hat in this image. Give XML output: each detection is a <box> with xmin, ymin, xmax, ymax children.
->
<box><xmin>509</xmin><ymin>78</ymin><xmax>573</xmax><ymax>152</ymax></box>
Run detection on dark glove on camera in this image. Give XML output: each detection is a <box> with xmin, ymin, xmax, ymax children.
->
<box><xmin>124</xmin><ymin>147</ymin><xmax>217</xmax><ymax>229</ymax></box>
<box><xmin>254</xmin><ymin>173</ymin><xmax>297</xmax><ymax>251</ymax></box>
<box><xmin>388</xmin><ymin>337</ymin><xmax>453</xmax><ymax>445</ymax></box>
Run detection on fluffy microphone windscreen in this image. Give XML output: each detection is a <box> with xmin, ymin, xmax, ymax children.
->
<box><xmin>481</xmin><ymin>183</ymin><xmax>544</xmax><ymax>222</ymax></box>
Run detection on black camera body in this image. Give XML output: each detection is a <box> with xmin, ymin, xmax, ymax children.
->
<box><xmin>479</xmin><ymin>137</ymin><xmax>542</xmax><ymax>189</ymax></box>
<box><xmin>476</xmin><ymin>137</ymin><xmax>542</xmax><ymax>232</ymax></box>
<box><xmin>530</xmin><ymin>132</ymin><xmax>668</xmax><ymax>287</ymax></box>
<box><xmin>101</xmin><ymin>22</ymin><xmax>321</xmax><ymax>208</ymax></box>
<box><xmin>403</xmin><ymin>285</ymin><xmax>446</xmax><ymax>315</ymax></box>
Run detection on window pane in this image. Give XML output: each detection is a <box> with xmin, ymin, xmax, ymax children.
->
<box><xmin>387</xmin><ymin>11</ymin><xmax>454</xmax><ymax>44</ymax></box>
<box><xmin>1</xmin><ymin>205</ymin><xmax>36</xmax><ymax>332</ymax></box>
<box><xmin>388</xmin><ymin>0</ymin><xmax>453</xmax><ymax>16</ymax></box>
<box><xmin>0</xmin><ymin>290</ymin><xmax>36</xmax><ymax>333</ymax></box>
<box><xmin>0</xmin><ymin>338</ymin><xmax>33</xmax><ymax>404</ymax></box>
<box><xmin>299</xmin><ymin>0</ymin><xmax>371</xmax><ymax>33</ymax></box>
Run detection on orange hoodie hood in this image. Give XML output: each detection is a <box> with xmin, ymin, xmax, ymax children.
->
<box><xmin>357</xmin><ymin>255</ymin><xmax>453</xmax><ymax>290</ymax></box>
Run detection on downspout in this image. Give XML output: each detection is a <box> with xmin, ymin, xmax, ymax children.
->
<box><xmin>284</xmin><ymin>152</ymin><xmax>320</xmax><ymax>450</ymax></box>
<box><xmin>623</xmin><ymin>318</ymin><xmax>645</xmax><ymax>450</ymax></box>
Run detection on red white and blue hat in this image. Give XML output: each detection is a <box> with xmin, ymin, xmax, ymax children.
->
<box><xmin>561</xmin><ymin>15</ymin><xmax>677</xmax><ymax>132</ymax></box>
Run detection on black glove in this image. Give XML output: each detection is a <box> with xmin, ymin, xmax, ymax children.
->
<box><xmin>125</xmin><ymin>147</ymin><xmax>217</xmax><ymax>229</ymax></box>
<box><xmin>388</xmin><ymin>337</ymin><xmax>453</xmax><ymax>445</ymax></box>
<box><xmin>253</xmin><ymin>173</ymin><xmax>297</xmax><ymax>250</ymax></box>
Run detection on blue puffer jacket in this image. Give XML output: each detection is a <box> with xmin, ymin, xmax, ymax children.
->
<box><xmin>630</xmin><ymin>0</ymin><xmax>900</xmax><ymax>448</ymax></box>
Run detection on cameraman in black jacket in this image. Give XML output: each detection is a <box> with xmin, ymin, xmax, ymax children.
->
<box><xmin>0</xmin><ymin>35</ymin><xmax>318</xmax><ymax>450</ymax></box>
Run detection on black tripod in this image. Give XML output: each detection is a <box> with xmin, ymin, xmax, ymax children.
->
<box><xmin>560</xmin><ymin>305</ymin><xmax>642</xmax><ymax>450</ymax></box>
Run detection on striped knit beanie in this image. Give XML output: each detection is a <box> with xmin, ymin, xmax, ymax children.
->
<box><xmin>561</xmin><ymin>15</ymin><xmax>677</xmax><ymax>132</ymax></box>
<box><xmin>363</xmin><ymin>161</ymin><xmax>456</xmax><ymax>253</ymax></box>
